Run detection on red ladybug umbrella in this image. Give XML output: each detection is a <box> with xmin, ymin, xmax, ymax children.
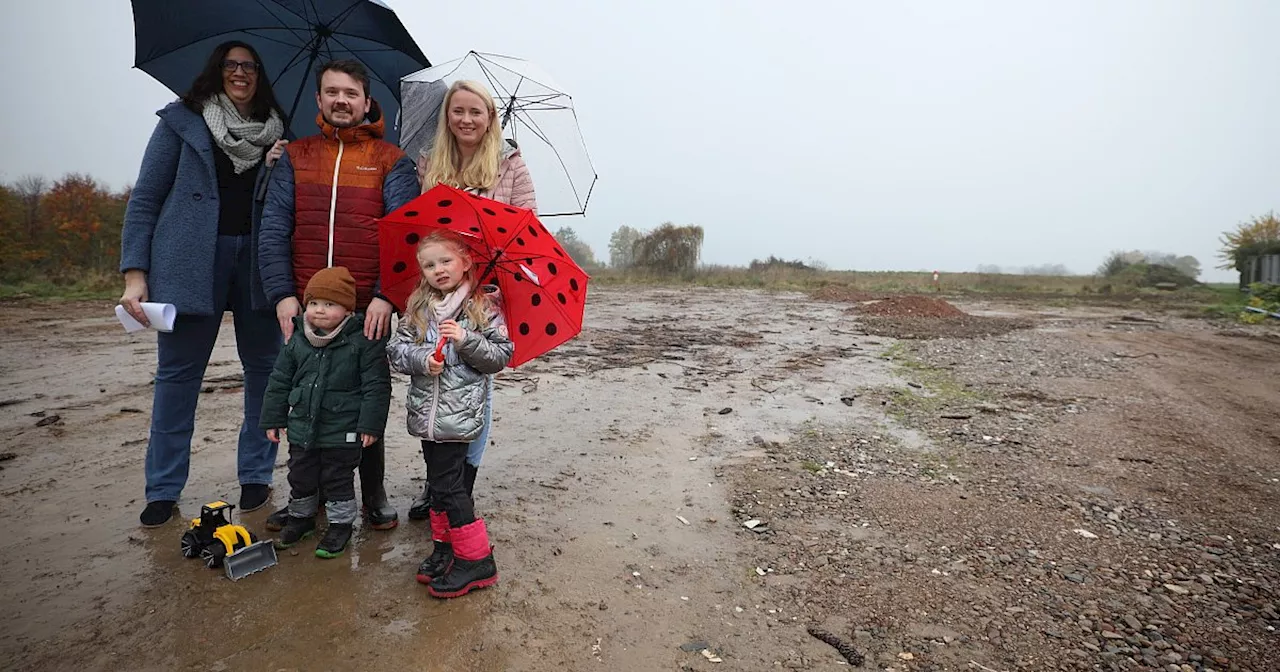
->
<box><xmin>378</xmin><ymin>184</ymin><xmax>589</xmax><ymax>368</ymax></box>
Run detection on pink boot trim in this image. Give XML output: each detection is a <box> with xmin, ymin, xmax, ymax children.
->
<box><xmin>450</xmin><ymin>518</ymin><xmax>492</xmax><ymax>561</ymax></box>
<box><xmin>429</xmin><ymin>510</ymin><xmax>451</xmax><ymax>543</ymax></box>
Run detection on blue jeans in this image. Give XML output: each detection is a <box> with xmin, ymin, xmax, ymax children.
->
<box><xmin>466</xmin><ymin>379</ymin><xmax>494</xmax><ymax>467</ymax></box>
<box><xmin>144</xmin><ymin>235</ymin><xmax>282</xmax><ymax>503</ymax></box>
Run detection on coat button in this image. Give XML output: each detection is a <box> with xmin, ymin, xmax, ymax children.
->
<box><xmin>193</xmin><ymin>193</ymin><xmax>203</xmax><ymax>201</ymax></box>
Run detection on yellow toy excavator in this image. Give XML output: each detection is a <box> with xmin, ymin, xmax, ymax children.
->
<box><xmin>180</xmin><ymin>501</ymin><xmax>278</xmax><ymax>580</ymax></box>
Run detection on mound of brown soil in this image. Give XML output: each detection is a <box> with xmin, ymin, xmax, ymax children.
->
<box><xmin>853</xmin><ymin>295</ymin><xmax>967</xmax><ymax>318</ymax></box>
<box><xmin>811</xmin><ymin>286</ymin><xmax>882</xmax><ymax>303</ymax></box>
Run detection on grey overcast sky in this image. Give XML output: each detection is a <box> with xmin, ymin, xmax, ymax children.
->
<box><xmin>4</xmin><ymin>1</ymin><xmax>1278</xmax><ymax>281</ymax></box>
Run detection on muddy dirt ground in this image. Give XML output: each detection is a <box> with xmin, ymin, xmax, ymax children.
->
<box><xmin>1</xmin><ymin>287</ymin><xmax>1277</xmax><ymax>671</ymax></box>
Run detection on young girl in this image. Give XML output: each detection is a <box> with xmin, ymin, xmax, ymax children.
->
<box><xmin>407</xmin><ymin>79</ymin><xmax>537</xmax><ymax>522</ymax></box>
<box><xmin>386</xmin><ymin>231</ymin><xmax>513</xmax><ymax>598</ymax></box>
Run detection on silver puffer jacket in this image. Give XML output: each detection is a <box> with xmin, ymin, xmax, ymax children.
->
<box><xmin>386</xmin><ymin>291</ymin><xmax>513</xmax><ymax>442</ymax></box>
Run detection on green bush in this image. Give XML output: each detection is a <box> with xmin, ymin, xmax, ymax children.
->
<box><xmin>1239</xmin><ymin>282</ymin><xmax>1280</xmax><ymax>324</ymax></box>
<box><xmin>1249</xmin><ymin>282</ymin><xmax>1280</xmax><ymax>304</ymax></box>
<box><xmin>1110</xmin><ymin>263</ymin><xmax>1199</xmax><ymax>289</ymax></box>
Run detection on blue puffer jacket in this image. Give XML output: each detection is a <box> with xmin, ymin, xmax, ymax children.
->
<box><xmin>120</xmin><ymin>101</ymin><xmax>273</xmax><ymax>315</ymax></box>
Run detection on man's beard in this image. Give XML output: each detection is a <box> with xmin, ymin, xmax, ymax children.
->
<box><xmin>324</xmin><ymin>106</ymin><xmax>361</xmax><ymax>128</ymax></box>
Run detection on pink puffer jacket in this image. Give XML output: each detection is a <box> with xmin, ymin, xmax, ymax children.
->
<box><xmin>418</xmin><ymin>144</ymin><xmax>538</xmax><ymax>213</ymax></box>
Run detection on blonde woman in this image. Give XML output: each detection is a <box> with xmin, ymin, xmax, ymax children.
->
<box><xmin>418</xmin><ymin>80</ymin><xmax>536</xmax><ymax>209</ymax></box>
<box><xmin>407</xmin><ymin>80</ymin><xmax>536</xmax><ymax>520</ymax></box>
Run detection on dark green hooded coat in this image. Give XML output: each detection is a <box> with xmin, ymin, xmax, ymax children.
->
<box><xmin>260</xmin><ymin>314</ymin><xmax>391</xmax><ymax>448</ymax></box>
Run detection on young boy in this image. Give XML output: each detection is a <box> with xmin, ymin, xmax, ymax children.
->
<box><xmin>261</xmin><ymin>266</ymin><xmax>392</xmax><ymax>558</ymax></box>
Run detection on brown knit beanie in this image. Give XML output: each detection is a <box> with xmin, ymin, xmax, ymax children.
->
<box><xmin>304</xmin><ymin>266</ymin><xmax>357</xmax><ymax>312</ymax></box>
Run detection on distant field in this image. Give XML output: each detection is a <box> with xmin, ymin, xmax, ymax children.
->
<box><xmin>2</xmin><ymin>266</ymin><xmax>1241</xmax><ymax>310</ymax></box>
<box><xmin>0</xmin><ymin>271</ymin><xmax>119</xmax><ymax>301</ymax></box>
<box><xmin>591</xmin><ymin>266</ymin><xmax>1233</xmax><ymax>301</ymax></box>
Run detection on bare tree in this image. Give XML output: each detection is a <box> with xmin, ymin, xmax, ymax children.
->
<box><xmin>14</xmin><ymin>174</ymin><xmax>47</xmax><ymax>239</ymax></box>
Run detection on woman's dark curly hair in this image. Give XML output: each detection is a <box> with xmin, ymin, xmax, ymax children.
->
<box><xmin>181</xmin><ymin>40</ymin><xmax>285</xmax><ymax>122</ymax></box>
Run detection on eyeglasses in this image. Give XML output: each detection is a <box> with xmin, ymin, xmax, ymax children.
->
<box><xmin>221</xmin><ymin>59</ymin><xmax>260</xmax><ymax>74</ymax></box>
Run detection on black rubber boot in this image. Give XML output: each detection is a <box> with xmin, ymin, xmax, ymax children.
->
<box><xmin>315</xmin><ymin>523</ymin><xmax>353</xmax><ymax>559</ymax></box>
<box><xmin>359</xmin><ymin>441</ymin><xmax>398</xmax><ymax>530</ymax></box>
<box><xmin>265</xmin><ymin>506</ymin><xmax>290</xmax><ymax>531</ymax></box>
<box><xmin>428</xmin><ymin>519</ymin><xmax>497</xmax><ymax>598</ymax></box>
<box><xmin>275</xmin><ymin>516</ymin><xmax>316</xmax><ymax>548</ymax></box>
<box><xmin>428</xmin><ymin>554</ymin><xmax>497</xmax><ymax>598</ymax></box>
<box><xmin>415</xmin><ymin>542</ymin><xmax>454</xmax><ymax>584</ymax></box>
<box><xmin>408</xmin><ymin>480</ymin><xmax>432</xmax><ymax>521</ymax></box>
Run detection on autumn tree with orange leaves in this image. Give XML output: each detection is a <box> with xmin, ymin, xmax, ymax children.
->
<box><xmin>0</xmin><ymin>173</ymin><xmax>127</xmax><ymax>283</ymax></box>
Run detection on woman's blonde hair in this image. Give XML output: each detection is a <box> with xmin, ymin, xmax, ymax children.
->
<box><xmin>404</xmin><ymin>230</ymin><xmax>494</xmax><ymax>343</ymax></box>
<box><xmin>419</xmin><ymin>80</ymin><xmax>506</xmax><ymax>192</ymax></box>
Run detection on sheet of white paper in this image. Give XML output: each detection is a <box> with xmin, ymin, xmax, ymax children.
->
<box><xmin>115</xmin><ymin>302</ymin><xmax>177</xmax><ymax>333</ymax></box>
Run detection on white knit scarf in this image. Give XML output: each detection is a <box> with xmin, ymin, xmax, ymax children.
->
<box><xmin>201</xmin><ymin>93</ymin><xmax>284</xmax><ymax>174</ymax></box>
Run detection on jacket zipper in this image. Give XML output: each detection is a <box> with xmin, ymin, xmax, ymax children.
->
<box><xmin>326</xmin><ymin>138</ymin><xmax>344</xmax><ymax>267</ymax></box>
<box><xmin>425</xmin><ymin>370</ymin><xmax>441</xmax><ymax>442</ymax></box>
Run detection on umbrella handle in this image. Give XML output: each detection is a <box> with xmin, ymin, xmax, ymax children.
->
<box><xmin>432</xmin><ymin>339</ymin><xmax>446</xmax><ymax>362</ymax></box>
<box><xmin>254</xmin><ymin>164</ymin><xmax>273</xmax><ymax>203</ymax></box>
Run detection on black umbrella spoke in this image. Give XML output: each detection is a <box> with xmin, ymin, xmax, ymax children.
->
<box><xmin>256</xmin><ymin>0</ymin><xmax>308</xmax><ymax>23</ymax></box>
<box><xmin>327</xmin><ymin>30</ymin><xmax>429</xmax><ymax>63</ymax></box>
<box><xmin>304</xmin><ymin>0</ymin><xmax>322</xmax><ymax>24</ymax></box>
<box><xmin>331</xmin><ymin>0</ymin><xmax>369</xmax><ymax>28</ymax></box>
<box><xmin>475</xmin><ymin>54</ymin><xmax>562</xmax><ymax>96</ymax></box>
<box><xmin>511</xmin><ymin>113</ymin><xmax>554</xmax><ymax>147</ymax></box>
<box><xmin>324</xmin><ymin>32</ymin><xmax>402</xmax><ymax>64</ymax></box>
<box><xmin>485</xmin><ymin>254</ymin><xmax>565</xmax><ymax>277</ymax></box>
<box><xmin>239</xmin><ymin>28</ymin><xmax>311</xmax><ymax>51</ymax></box>
<box><xmin>508</xmin><ymin>92</ymin><xmax>560</xmax><ymax>104</ymax></box>
<box><xmin>511</xmin><ymin>113</ymin><xmax>586</xmax><ymax>210</ymax></box>
<box><xmin>511</xmin><ymin>101</ymin><xmax>559</xmax><ymax>144</ymax></box>
<box><xmin>274</xmin><ymin>44</ymin><xmax>316</xmax><ymax>79</ymax></box>
<box><xmin>506</xmin><ymin>92</ymin><xmax>568</xmax><ymax>109</ymax></box>
<box><xmin>476</xmin><ymin>256</ymin><xmax>529</xmax><ymax>274</ymax></box>
<box><xmin>253</xmin><ymin>2</ymin><xmax>317</xmax><ymax>53</ymax></box>
<box><xmin>474</xmin><ymin>59</ymin><xmax>511</xmax><ymax>109</ymax></box>
<box><xmin>512</xmin><ymin>101</ymin><xmax>572</xmax><ymax>113</ymax></box>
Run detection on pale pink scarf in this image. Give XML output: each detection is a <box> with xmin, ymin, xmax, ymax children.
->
<box><xmin>431</xmin><ymin>280</ymin><xmax>474</xmax><ymax>329</ymax></box>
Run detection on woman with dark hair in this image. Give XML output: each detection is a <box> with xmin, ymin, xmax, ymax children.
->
<box><xmin>120</xmin><ymin>41</ymin><xmax>290</xmax><ymax>527</ymax></box>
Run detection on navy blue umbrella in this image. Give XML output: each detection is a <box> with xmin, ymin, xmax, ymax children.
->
<box><xmin>131</xmin><ymin>0</ymin><xmax>429</xmax><ymax>143</ymax></box>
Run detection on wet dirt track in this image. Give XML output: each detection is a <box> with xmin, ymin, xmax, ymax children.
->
<box><xmin>3</xmin><ymin>287</ymin><xmax>1277</xmax><ymax>671</ymax></box>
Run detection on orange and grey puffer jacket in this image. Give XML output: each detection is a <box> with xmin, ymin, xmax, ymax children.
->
<box><xmin>259</xmin><ymin>99</ymin><xmax>420</xmax><ymax>311</ymax></box>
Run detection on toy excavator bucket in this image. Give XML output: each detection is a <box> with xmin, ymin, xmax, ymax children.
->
<box><xmin>223</xmin><ymin>540</ymin><xmax>278</xmax><ymax>581</ymax></box>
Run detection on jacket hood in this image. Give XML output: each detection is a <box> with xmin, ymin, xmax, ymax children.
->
<box><xmin>316</xmin><ymin>97</ymin><xmax>385</xmax><ymax>143</ymax></box>
<box><xmin>500</xmin><ymin>139</ymin><xmax>522</xmax><ymax>161</ymax></box>
<box><xmin>478</xmin><ymin>283</ymin><xmax>502</xmax><ymax>306</ymax></box>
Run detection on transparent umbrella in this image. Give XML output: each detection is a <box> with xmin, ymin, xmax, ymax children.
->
<box><xmin>399</xmin><ymin>51</ymin><xmax>597</xmax><ymax>217</ymax></box>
